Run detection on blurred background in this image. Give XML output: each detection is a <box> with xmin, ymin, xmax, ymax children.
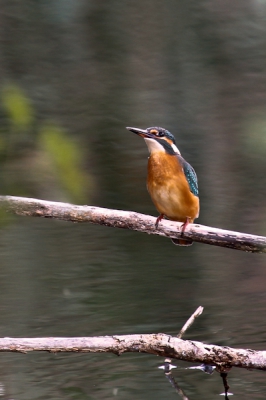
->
<box><xmin>0</xmin><ymin>1</ymin><xmax>266</xmax><ymax>398</ymax></box>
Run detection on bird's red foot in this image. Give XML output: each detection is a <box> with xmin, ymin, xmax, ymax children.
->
<box><xmin>171</xmin><ymin>217</ymin><xmax>193</xmax><ymax>245</ymax></box>
<box><xmin>155</xmin><ymin>214</ymin><xmax>164</xmax><ymax>229</ymax></box>
<box><xmin>180</xmin><ymin>217</ymin><xmax>191</xmax><ymax>236</ymax></box>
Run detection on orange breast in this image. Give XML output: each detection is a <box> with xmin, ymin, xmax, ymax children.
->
<box><xmin>147</xmin><ymin>152</ymin><xmax>199</xmax><ymax>223</ymax></box>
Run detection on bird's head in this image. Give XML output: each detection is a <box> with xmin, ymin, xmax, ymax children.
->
<box><xmin>126</xmin><ymin>126</ymin><xmax>180</xmax><ymax>155</ymax></box>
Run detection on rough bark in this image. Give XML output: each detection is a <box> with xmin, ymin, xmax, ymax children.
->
<box><xmin>0</xmin><ymin>195</ymin><xmax>265</xmax><ymax>253</ymax></box>
<box><xmin>0</xmin><ymin>334</ymin><xmax>265</xmax><ymax>372</ymax></box>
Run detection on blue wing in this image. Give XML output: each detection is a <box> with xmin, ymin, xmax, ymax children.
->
<box><xmin>177</xmin><ymin>155</ymin><xmax>199</xmax><ymax>197</ymax></box>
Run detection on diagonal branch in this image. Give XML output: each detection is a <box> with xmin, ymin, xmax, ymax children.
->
<box><xmin>0</xmin><ymin>195</ymin><xmax>265</xmax><ymax>253</ymax></box>
<box><xmin>0</xmin><ymin>334</ymin><xmax>265</xmax><ymax>372</ymax></box>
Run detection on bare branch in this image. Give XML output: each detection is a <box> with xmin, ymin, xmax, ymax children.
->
<box><xmin>177</xmin><ymin>306</ymin><xmax>204</xmax><ymax>338</ymax></box>
<box><xmin>0</xmin><ymin>195</ymin><xmax>265</xmax><ymax>253</ymax></box>
<box><xmin>0</xmin><ymin>334</ymin><xmax>265</xmax><ymax>372</ymax></box>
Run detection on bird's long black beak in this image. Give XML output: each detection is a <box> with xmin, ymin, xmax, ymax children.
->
<box><xmin>126</xmin><ymin>127</ymin><xmax>151</xmax><ymax>138</ymax></box>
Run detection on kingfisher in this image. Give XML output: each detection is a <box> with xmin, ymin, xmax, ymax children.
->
<box><xmin>126</xmin><ymin>126</ymin><xmax>199</xmax><ymax>246</ymax></box>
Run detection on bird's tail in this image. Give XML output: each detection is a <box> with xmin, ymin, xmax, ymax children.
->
<box><xmin>171</xmin><ymin>238</ymin><xmax>193</xmax><ymax>246</ymax></box>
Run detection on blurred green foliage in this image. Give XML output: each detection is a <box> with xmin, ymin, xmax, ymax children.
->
<box><xmin>0</xmin><ymin>83</ymin><xmax>93</xmax><ymax>204</ymax></box>
<box><xmin>39</xmin><ymin>124</ymin><xmax>91</xmax><ymax>202</ymax></box>
<box><xmin>2</xmin><ymin>84</ymin><xmax>33</xmax><ymax>129</ymax></box>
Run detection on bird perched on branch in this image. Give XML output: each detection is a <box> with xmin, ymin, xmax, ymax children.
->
<box><xmin>126</xmin><ymin>126</ymin><xmax>199</xmax><ymax>246</ymax></box>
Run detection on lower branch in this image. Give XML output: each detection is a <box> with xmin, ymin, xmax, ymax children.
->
<box><xmin>0</xmin><ymin>196</ymin><xmax>265</xmax><ymax>252</ymax></box>
<box><xmin>0</xmin><ymin>334</ymin><xmax>266</xmax><ymax>371</ymax></box>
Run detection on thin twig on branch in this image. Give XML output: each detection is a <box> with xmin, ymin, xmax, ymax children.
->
<box><xmin>0</xmin><ymin>195</ymin><xmax>265</xmax><ymax>253</ymax></box>
<box><xmin>177</xmin><ymin>306</ymin><xmax>204</xmax><ymax>338</ymax></box>
<box><xmin>0</xmin><ymin>334</ymin><xmax>265</xmax><ymax>371</ymax></box>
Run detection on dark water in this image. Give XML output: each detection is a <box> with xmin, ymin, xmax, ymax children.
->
<box><xmin>1</xmin><ymin>1</ymin><xmax>266</xmax><ymax>399</ymax></box>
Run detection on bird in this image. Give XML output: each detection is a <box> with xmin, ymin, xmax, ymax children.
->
<box><xmin>126</xmin><ymin>126</ymin><xmax>199</xmax><ymax>245</ymax></box>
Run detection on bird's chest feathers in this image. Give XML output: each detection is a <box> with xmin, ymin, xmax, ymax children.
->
<box><xmin>147</xmin><ymin>152</ymin><xmax>198</xmax><ymax>221</ymax></box>
<box><xmin>147</xmin><ymin>153</ymin><xmax>184</xmax><ymax>200</ymax></box>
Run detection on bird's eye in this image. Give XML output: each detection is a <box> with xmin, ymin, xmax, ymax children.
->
<box><xmin>150</xmin><ymin>129</ymin><xmax>165</xmax><ymax>137</ymax></box>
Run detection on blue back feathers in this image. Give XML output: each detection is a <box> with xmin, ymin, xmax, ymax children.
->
<box><xmin>177</xmin><ymin>155</ymin><xmax>199</xmax><ymax>197</ymax></box>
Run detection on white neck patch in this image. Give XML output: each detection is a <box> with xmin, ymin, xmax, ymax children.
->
<box><xmin>171</xmin><ymin>143</ymin><xmax>180</xmax><ymax>154</ymax></box>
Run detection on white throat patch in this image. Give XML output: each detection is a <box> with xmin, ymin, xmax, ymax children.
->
<box><xmin>144</xmin><ymin>137</ymin><xmax>180</xmax><ymax>155</ymax></box>
<box><xmin>144</xmin><ymin>138</ymin><xmax>165</xmax><ymax>153</ymax></box>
